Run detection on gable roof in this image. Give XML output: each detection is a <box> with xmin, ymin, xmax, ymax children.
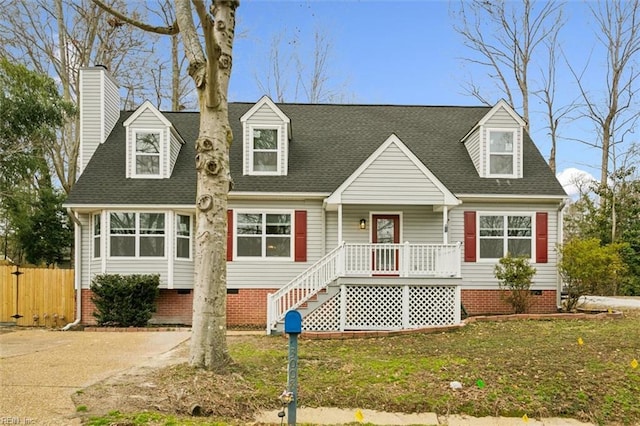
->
<box><xmin>66</xmin><ymin>103</ymin><xmax>566</xmax><ymax>206</ymax></box>
<box><xmin>123</xmin><ymin>100</ymin><xmax>172</xmax><ymax>127</ymax></box>
<box><xmin>325</xmin><ymin>134</ymin><xmax>460</xmax><ymax>206</ymax></box>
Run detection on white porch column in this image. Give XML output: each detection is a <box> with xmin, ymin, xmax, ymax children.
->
<box><xmin>337</xmin><ymin>203</ymin><xmax>343</xmax><ymax>245</ymax></box>
<box><xmin>402</xmin><ymin>284</ymin><xmax>410</xmax><ymax>329</ymax></box>
<box><xmin>454</xmin><ymin>285</ymin><xmax>462</xmax><ymax>324</ymax></box>
<box><xmin>442</xmin><ymin>206</ymin><xmax>449</xmax><ymax>244</ymax></box>
<box><xmin>339</xmin><ymin>284</ymin><xmax>347</xmax><ymax>331</ymax></box>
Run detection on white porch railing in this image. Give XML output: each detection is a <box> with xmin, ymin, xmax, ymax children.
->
<box><xmin>267</xmin><ymin>242</ymin><xmax>461</xmax><ymax>333</ymax></box>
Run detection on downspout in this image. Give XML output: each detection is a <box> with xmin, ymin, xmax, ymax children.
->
<box><xmin>62</xmin><ymin>208</ymin><xmax>82</xmax><ymax>330</ymax></box>
<box><xmin>556</xmin><ymin>198</ymin><xmax>570</xmax><ymax>310</ymax></box>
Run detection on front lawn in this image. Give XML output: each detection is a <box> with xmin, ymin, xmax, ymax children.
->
<box><xmin>80</xmin><ymin>312</ymin><xmax>640</xmax><ymax>425</ymax></box>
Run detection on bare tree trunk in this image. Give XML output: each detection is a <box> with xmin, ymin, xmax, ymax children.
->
<box><xmin>181</xmin><ymin>0</ymin><xmax>238</xmax><ymax>370</ymax></box>
<box><xmin>171</xmin><ymin>34</ymin><xmax>180</xmax><ymax>110</ymax></box>
<box><xmin>92</xmin><ymin>0</ymin><xmax>239</xmax><ymax>372</ymax></box>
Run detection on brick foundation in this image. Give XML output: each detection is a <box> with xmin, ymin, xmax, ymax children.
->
<box><xmin>461</xmin><ymin>289</ymin><xmax>557</xmax><ymax>316</ymax></box>
<box><xmin>80</xmin><ymin>288</ymin><xmax>275</xmax><ymax>327</ymax></box>
<box><xmin>79</xmin><ymin>288</ymin><xmax>558</xmax><ymax>327</ymax></box>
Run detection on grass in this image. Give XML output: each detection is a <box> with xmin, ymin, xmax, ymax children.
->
<box><xmin>82</xmin><ymin>312</ymin><xmax>640</xmax><ymax>425</ymax></box>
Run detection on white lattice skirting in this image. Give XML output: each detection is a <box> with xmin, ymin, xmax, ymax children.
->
<box><xmin>303</xmin><ymin>284</ymin><xmax>460</xmax><ymax>332</ymax></box>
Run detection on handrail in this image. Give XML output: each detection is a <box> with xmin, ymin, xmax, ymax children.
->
<box><xmin>267</xmin><ymin>243</ymin><xmax>344</xmax><ymax>333</ymax></box>
<box><xmin>266</xmin><ymin>242</ymin><xmax>462</xmax><ymax>333</ymax></box>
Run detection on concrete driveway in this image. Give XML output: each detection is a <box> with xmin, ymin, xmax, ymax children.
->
<box><xmin>0</xmin><ymin>328</ymin><xmax>190</xmax><ymax>425</ymax></box>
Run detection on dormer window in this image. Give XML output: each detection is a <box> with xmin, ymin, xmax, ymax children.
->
<box><xmin>124</xmin><ymin>101</ymin><xmax>184</xmax><ymax>179</ymax></box>
<box><xmin>488</xmin><ymin>130</ymin><xmax>515</xmax><ymax>176</ymax></box>
<box><xmin>251</xmin><ymin>127</ymin><xmax>279</xmax><ymax>173</ymax></box>
<box><xmin>241</xmin><ymin>96</ymin><xmax>290</xmax><ymax>176</ymax></box>
<box><xmin>461</xmin><ymin>100</ymin><xmax>524</xmax><ymax>179</ymax></box>
<box><xmin>134</xmin><ymin>131</ymin><xmax>162</xmax><ymax>176</ymax></box>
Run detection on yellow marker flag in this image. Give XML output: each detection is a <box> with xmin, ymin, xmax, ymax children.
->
<box><xmin>355</xmin><ymin>409</ymin><xmax>364</xmax><ymax>423</ymax></box>
<box><xmin>522</xmin><ymin>414</ymin><xmax>529</xmax><ymax>422</ymax></box>
<box><xmin>631</xmin><ymin>359</ymin><xmax>638</xmax><ymax>369</ymax></box>
<box><xmin>577</xmin><ymin>337</ymin><xmax>584</xmax><ymax>346</ymax></box>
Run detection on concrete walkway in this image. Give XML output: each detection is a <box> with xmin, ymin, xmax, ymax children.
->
<box><xmin>578</xmin><ymin>295</ymin><xmax>640</xmax><ymax>310</ymax></box>
<box><xmin>0</xmin><ymin>329</ymin><xmax>190</xmax><ymax>425</ymax></box>
<box><xmin>255</xmin><ymin>407</ymin><xmax>594</xmax><ymax>425</ymax></box>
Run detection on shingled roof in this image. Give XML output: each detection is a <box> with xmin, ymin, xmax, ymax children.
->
<box><xmin>66</xmin><ymin>102</ymin><xmax>566</xmax><ymax>206</ymax></box>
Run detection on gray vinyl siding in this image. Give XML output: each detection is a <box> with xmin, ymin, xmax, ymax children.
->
<box><xmin>79</xmin><ymin>213</ymin><xmax>92</xmax><ymax>289</ymax></box>
<box><xmin>341</xmin><ymin>143</ymin><xmax>446</xmax><ymax>204</ymax></box>
<box><xmin>80</xmin><ymin>71</ymin><xmax>102</xmax><ymax>173</ymax></box>
<box><xmin>242</xmin><ymin>103</ymin><xmax>288</xmax><ymax>175</ymax></box>
<box><xmin>325</xmin><ymin>205</ymin><xmax>445</xmax><ymax>248</ymax></box>
<box><xmin>481</xmin><ymin>106</ymin><xmax>523</xmax><ymax>178</ymax></box>
<box><xmin>79</xmin><ymin>69</ymin><xmax>120</xmax><ymax>174</ymax></box>
<box><xmin>464</xmin><ymin>129</ymin><xmax>481</xmax><ymax>174</ymax></box>
<box><xmin>227</xmin><ymin>199</ymin><xmax>323</xmax><ymax>289</ymax></box>
<box><xmin>103</xmin><ymin>73</ymin><xmax>120</xmax><ymax>142</ymax></box>
<box><xmin>169</xmin><ymin>131</ymin><xmax>182</xmax><ymax>175</ymax></box>
<box><xmin>105</xmin><ymin>259</ymin><xmax>169</xmax><ymax>285</ymax></box>
<box><xmin>126</xmin><ymin>109</ymin><xmax>169</xmax><ymax>178</ymax></box>
<box><xmin>449</xmin><ymin>202</ymin><xmax>560</xmax><ymax>290</ymax></box>
<box><xmin>173</xmin><ymin>260</ymin><xmax>194</xmax><ymax>289</ymax></box>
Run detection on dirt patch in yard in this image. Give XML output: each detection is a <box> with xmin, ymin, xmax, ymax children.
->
<box><xmin>72</xmin><ymin>336</ymin><xmax>268</xmax><ymax>424</ymax></box>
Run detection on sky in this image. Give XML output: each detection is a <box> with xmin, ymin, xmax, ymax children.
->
<box><xmin>221</xmin><ymin>0</ymin><xmax>639</xmax><ymax>197</ymax></box>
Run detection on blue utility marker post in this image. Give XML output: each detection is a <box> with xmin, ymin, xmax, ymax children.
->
<box><xmin>284</xmin><ymin>310</ymin><xmax>302</xmax><ymax>425</ymax></box>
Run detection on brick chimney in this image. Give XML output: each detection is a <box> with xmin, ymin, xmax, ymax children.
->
<box><xmin>78</xmin><ymin>66</ymin><xmax>120</xmax><ymax>177</ymax></box>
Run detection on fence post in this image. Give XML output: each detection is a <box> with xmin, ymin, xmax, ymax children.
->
<box><xmin>11</xmin><ymin>265</ymin><xmax>24</xmax><ymax>320</ymax></box>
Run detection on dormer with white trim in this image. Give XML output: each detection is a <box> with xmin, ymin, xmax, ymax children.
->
<box><xmin>240</xmin><ymin>96</ymin><xmax>291</xmax><ymax>176</ymax></box>
<box><xmin>461</xmin><ymin>99</ymin><xmax>526</xmax><ymax>179</ymax></box>
<box><xmin>123</xmin><ymin>101</ymin><xmax>185</xmax><ymax>179</ymax></box>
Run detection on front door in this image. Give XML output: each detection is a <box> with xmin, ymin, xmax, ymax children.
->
<box><xmin>372</xmin><ymin>214</ymin><xmax>400</xmax><ymax>275</ymax></box>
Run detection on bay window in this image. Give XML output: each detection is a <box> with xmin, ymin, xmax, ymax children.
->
<box><xmin>109</xmin><ymin>212</ymin><xmax>165</xmax><ymax>257</ymax></box>
<box><xmin>93</xmin><ymin>213</ymin><xmax>101</xmax><ymax>258</ymax></box>
<box><xmin>176</xmin><ymin>214</ymin><xmax>191</xmax><ymax>259</ymax></box>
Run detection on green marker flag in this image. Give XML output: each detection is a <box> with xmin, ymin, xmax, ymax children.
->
<box><xmin>476</xmin><ymin>379</ymin><xmax>485</xmax><ymax>389</ymax></box>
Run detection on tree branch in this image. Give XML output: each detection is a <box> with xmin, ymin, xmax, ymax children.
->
<box><xmin>90</xmin><ymin>0</ymin><xmax>179</xmax><ymax>35</ymax></box>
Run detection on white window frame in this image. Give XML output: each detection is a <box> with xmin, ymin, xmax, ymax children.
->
<box><xmin>132</xmin><ymin>129</ymin><xmax>163</xmax><ymax>178</ymax></box>
<box><xmin>234</xmin><ymin>210</ymin><xmax>293</xmax><ymax>261</ymax></box>
<box><xmin>108</xmin><ymin>211</ymin><xmax>167</xmax><ymax>259</ymax></box>
<box><xmin>175</xmin><ymin>213</ymin><xmax>192</xmax><ymax>260</ymax></box>
<box><xmin>249</xmin><ymin>125</ymin><xmax>281</xmax><ymax>175</ymax></box>
<box><xmin>477</xmin><ymin>212</ymin><xmax>535</xmax><ymax>262</ymax></box>
<box><xmin>486</xmin><ymin>128</ymin><xmax>517</xmax><ymax>178</ymax></box>
<box><xmin>92</xmin><ymin>213</ymin><xmax>101</xmax><ymax>259</ymax></box>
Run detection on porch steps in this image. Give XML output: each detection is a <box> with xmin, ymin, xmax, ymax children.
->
<box><xmin>271</xmin><ymin>284</ymin><xmax>339</xmax><ymax>334</ymax></box>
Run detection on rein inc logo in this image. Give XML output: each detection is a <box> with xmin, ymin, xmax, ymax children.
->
<box><xmin>0</xmin><ymin>418</ymin><xmax>35</xmax><ymax>424</ymax></box>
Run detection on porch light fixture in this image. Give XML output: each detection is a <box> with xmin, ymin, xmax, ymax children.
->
<box><xmin>359</xmin><ymin>218</ymin><xmax>367</xmax><ymax>230</ymax></box>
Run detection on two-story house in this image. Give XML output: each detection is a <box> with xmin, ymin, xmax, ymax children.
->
<box><xmin>65</xmin><ymin>66</ymin><xmax>568</xmax><ymax>333</ymax></box>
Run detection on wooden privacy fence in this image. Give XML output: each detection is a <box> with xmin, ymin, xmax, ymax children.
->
<box><xmin>0</xmin><ymin>265</ymin><xmax>75</xmax><ymax>327</ymax></box>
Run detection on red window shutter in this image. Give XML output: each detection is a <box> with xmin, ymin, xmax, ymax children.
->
<box><xmin>295</xmin><ymin>210</ymin><xmax>307</xmax><ymax>262</ymax></box>
<box><xmin>464</xmin><ymin>211</ymin><xmax>477</xmax><ymax>262</ymax></box>
<box><xmin>536</xmin><ymin>212</ymin><xmax>548</xmax><ymax>263</ymax></box>
<box><xmin>227</xmin><ymin>209</ymin><xmax>233</xmax><ymax>261</ymax></box>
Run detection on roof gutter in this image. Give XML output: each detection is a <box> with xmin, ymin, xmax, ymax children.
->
<box><xmin>62</xmin><ymin>208</ymin><xmax>82</xmax><ymax>331</ymax></box>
